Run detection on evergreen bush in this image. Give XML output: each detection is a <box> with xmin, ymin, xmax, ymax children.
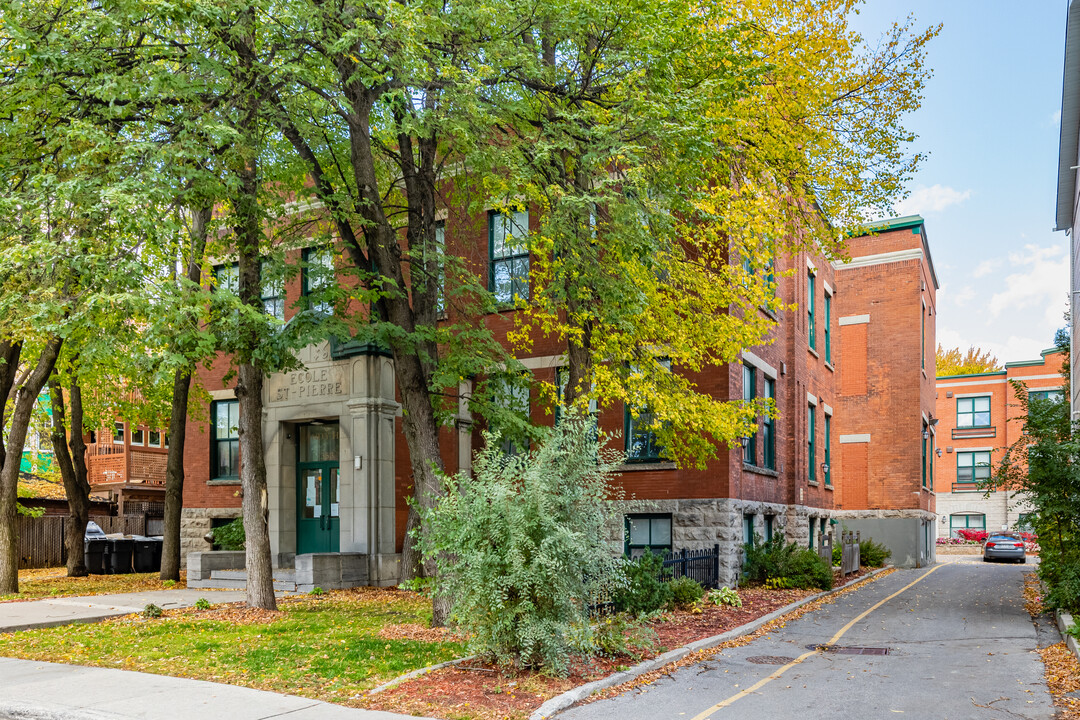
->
<box><xmin>419</xmin><ymin>411</ymin><xmax>634</xmax><ymax>674</ymax></box>
<box><xmin>667</xmin><ymin>576</ymin><xmax>705</xmax><ymax>610</ymax></box>
<box><xmin>612</xmin><ymin>550</ymin><xmax>673</xmax><ymax>617</ymax></box>
<box><xmin>742</xmin><ymin>535</ymin><xmax>832</xmax><ymax>590</ymax></box>
<box><xmin>859</xmin><ymin>538</ymin><xmax>891</xmax><ymax>568</ymax></box>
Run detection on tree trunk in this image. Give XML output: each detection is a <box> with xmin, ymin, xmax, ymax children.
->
<box><xmin>160</xmin><ymin>367</ymin><xmax>191</xmax><ymax>582</ymax></box>
<box><xmin>161</xmin><ymin>205</ymin><xmax>210</xmax><ymax>582</ymax></box>
<box><xmin>0</xmin><ymin>337</ymin><xmax>63</xmax><ymax>594</ymax></box>
<box><xmin>236</xmin><ymin>362</ymin><xmax>275</xmax><ymax>609</ymax></box>
<box><xmin>49</xmin><ymin>375</ymin><xmax>92</xmax><ymax>577</ymax></box>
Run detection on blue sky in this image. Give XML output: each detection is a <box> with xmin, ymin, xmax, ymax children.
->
<box><xmin>849</xmin><ymin>1</ymin><xmax>1069</xmax><ymax>364</ymax></box>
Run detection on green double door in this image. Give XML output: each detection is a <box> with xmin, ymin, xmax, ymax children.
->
<box><xmin>296</xmin><ymin>423</ymin><xmax>340</xmax><ymax>555</ymax></box>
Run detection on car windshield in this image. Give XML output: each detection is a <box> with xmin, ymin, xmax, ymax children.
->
<box><xmin>988</xmin><ymin>536</ymin><xmax>1018</xmax><ymax>542</ymax></box>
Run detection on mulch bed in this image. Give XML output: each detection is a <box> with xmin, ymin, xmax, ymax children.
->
<box><xmin>360</xmin><ymin>568</ymin><xmax>877</xmax><ymax>720</ymax></box>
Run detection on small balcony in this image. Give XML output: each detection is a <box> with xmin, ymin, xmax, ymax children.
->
<box><xmin>86</xmin><ymin>433</ymin><xmax>168</xmax><ymax>499</ymax></box>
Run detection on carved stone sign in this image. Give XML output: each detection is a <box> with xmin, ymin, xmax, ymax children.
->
<box><xmin>268</xmin><ymin>365</ymin><xmax>349</xmax><ymax>404</ymax></box>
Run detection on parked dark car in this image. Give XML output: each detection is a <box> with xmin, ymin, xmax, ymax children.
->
<box><xmin>983</xmin><ymin>533</ymin><xmax>1026</xmax><ymax>563</ymax></box>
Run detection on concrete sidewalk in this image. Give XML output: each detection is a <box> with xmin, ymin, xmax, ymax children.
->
<box><xmin>0</xmin><ymin>589</ymin><xmax>259</xmax><ymax>632</ymax></box>
<box><xmin>0</xmin><ymin>657</ymin><xmax>430</xmax><ymax>719</ymax></box>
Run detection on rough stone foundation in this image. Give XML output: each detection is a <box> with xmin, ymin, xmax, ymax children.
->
<box><xmin>606</xmin><ymin>498</ymin><xmax>836</xmax><ymax>588</ymax></box>
<box><xmin>180</xmin><ymin>507</ymin><xmax>241</xmax><ymax>569</ymax></box>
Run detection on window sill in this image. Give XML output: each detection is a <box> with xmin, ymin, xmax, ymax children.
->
<box><xmin>742</xmin><ymin>463</ymin><xmax>779</xmax><ymax>478</ymax></box>
<box><xmin>824</xmin><ymin>483</ymin><xmax>834</xmax><ymax>491</ymax></box>
<box><xmin>208</xmin><ymin>478</ymin><xmax>241</xmax><ymax>486</ymax></box>
<box><xmin>807</xmin><ymin>480</ymin><xmax>819</xmax><ymax>487</ymax></box>
<box><xmin>760</xmin><ymin>307</ymin><xmax>778</xmax><ymax>321</ymax></box>
<box><xmin>619</xmin><ymin>461</ymin><xmax>677</xmax><ymax>472</ymax></box>
<box><xmin>808</xmin><ymin>346</ymin><xmax>819</xmax><ymax>359</ymax></box>
<box><xmin>824</xmin><ymin>361</ymin><xmax>835</xmax><ymax>373</ymax></box>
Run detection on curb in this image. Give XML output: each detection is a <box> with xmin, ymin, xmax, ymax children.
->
<box><xmin>530</xmin><ymin>567</ymin><xmax>893</xmax><ymax>720</ymax></box>
<box><xmin>363</xmin><ymin>654</ymin><xmax>479</xmax><ymax>697</ymax></box>
<box><xmin>1055</xmin><ymin>609</ymin><xmax>1079</xmax><ymax>660</ymax></box>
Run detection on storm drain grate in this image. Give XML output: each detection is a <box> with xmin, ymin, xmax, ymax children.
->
<box><xmin>747</xmin><ymin>655</ymin><xmax>798</xmax><ymax>665</ymax></box>
<box><xmin>809</xmin><ymin>645</ymin><xmax>890</xmax><ymax>655</ymax></box>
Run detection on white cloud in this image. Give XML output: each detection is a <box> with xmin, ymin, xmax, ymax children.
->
<box><xmin>987</xmin><ymin>243</ymin><xmax>1068</xmax><ymax>319</ymax></box>
<box><xmin>951</xmin><ymin>286</ymin><xmax>976</xmax><ymax>306</ymax></box>
<box><xmin>972</xmin><ymin>259</ymin><xmax>1001</xmax><ymax>278</ymax></box>
<box><xmin>894</xmin><ymin>184</ymin><xmax>973</xmax><ymax>216</ymax></box>
<box><xmin>1051</xmin><ymin>109</ymin><xmax>1062</xmax><ymax>126</ymax></box>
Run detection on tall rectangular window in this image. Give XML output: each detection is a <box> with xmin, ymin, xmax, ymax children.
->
<box><xmin>956</xmin><ymin>396</ymin><xmax>991</xmax><ymax>428</ymax></box>
<box><xmin>824</xmin><ymin>292</ymin><xmax>832</xmax><ymax>363</ymax></box>
<box><xmin>743</xmin><ymin>364</ymin><xmax>756</xmax><ymax>465</ymax></box>
<box><xmin>211</xmin><ymin>400</ymin><xmax>240</xmax><ymax>480</ymax></box>
<box><xmin>130</xmin><ymin>427</ymin><xmax>144</xmax><ymax>446</ymax></box>
<box><xmin>764</xmin><ymin>515</ymin><xmax>774</xmax><ymax>543</ymax></box>
<box><xmin>956</xmin><ymin>451</ymin><xmax>991</xmax><ymax>489</ymax></box>
<box><xmin>302</xmin><ymin>247</ymin><xmax>335</xmax><ymax>315</ymax></box>
<box><xmin>807</xmin><ymin>272</ymin><xmax>816</xmax><ymax>350</ymax></box>
<box><xmin>435</xmin><ymin>222</ymin><xmax>446</xmax><ymax>315</ymax></box>
<box><xmin>921</xmin><ymin>422</ymin><xmax>928</xmax><ymax>488</ymax></box>
<box><xmin>113</xmin><ymin>422</ymin><xmax>125</xmax><ymax>445</ymax></box>
<box><xmin>261</xmin><ymin>259</ymin><xmax>284</xmax><ymax>320</ymax></box>
<box><xmin>808</xmin><ymin>403</ymin><xmax>816</xmax><ymax>482</ymax></box>
<box><xmin>489</xmin><ymin>210</ymin><xmax>529</xmax><ymax>305</ymax></box>
<box><xmin>743</xmin><ymin>514</ymin><xmax>755</xmax><ymax>547</ymax></box>
<box><xmin>625</xmin><ymin>359</ymin><xmax>670</xmax><ymax>463</ymax></box>
<box><xmin>823</xmin><ymin>413</ymin><xmax>831</xmax><ymax>486</ymax></box>
<box><xmin>491</xmin><ymin>375</ymin><xmax>531</xmax><ymax>456</ymax></box>
<box><xmin>921</xmin><ymin>303</ymin><xmax>926</xmax><ymax>370</ymax></box>
<box><xmin>762</xmin><ymin>378</ymin><xmax>776</xmax><ymax>470</ymax></box>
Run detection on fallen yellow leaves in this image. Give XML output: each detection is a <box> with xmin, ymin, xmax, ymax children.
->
<box><xmin>1039</xmin><ymin>643</ymin><xmax>1080</xmax><ymax>720</ymax></box>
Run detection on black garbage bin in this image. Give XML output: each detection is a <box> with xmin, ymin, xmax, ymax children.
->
<box><xmin>132</xmin><ymin>537</ymin><xmax>162</xmax><ymax>573</ymax></box>
<box><xmin>83</xmin><ymin>538</ymin><xmax>106</xmax><ymax>575</ymax></box>
<box><xmin>107</xmin><ymin>538</ymin><xmax>134</xmax><ymax>574</ymax></box>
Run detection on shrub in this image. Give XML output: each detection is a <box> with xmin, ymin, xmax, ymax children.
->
<box><xmin>1041</xmin><ymin>552</ymin><xmax>1080</xmax><ymax>614</ymax></box>
<box><xmin>142</xmin><ymin>603</ymin><xmax>163</xmax><ymax>619</ymax></box>
<box><xmin>194</xmin><ymin>598</ymin><xmax>212</xmax><ymax>611</ymax></box>
<box><xmin>859</xmin><ymin>538</ymin><xmax>891</xmax><ymax>568</ymax></box>
<box><xmin>765</xmin><ymin>577</ymin><xmax>794</xmax><ymax>590</ymax></box>
<box><xmin>211</xmin><ymin>518</ymin><xmax>245</xmax><ymax>551</ymax></box>
<box><xmin>612</xmin><ymin>550</ymin><xmax>673</xmax><ymax>617</ymax></box>
<box><xmin>742</xmin><ymin>536</ymin><xmax>833</xmax><ymax>590</ymax></box>
<box><xmin>667</xmin><ymin>576</ymin><xmax>705</xmax><ymax>610</ymax></box>
<box><xmin>832</xmin><ymin>545</ymin><xmax>842</xmax><ymax>565</ymax></box>
<box><xmin>308</xmin><ymin>586</ymin><xmax>325</xmax><ymax>597</ymax></box>
<box><xmin>586</xmin><ymin>614</ymin><xmax>656</xmax><ymax>658</ymax></box>
<box><xmin>419</xmin><ymin>411</ymin><xmax>632</xmax><ymax>675</ymax></box>
<box><xmin>707</xmin><ymin>587</ymin><xmax>742</xmax><ymax>607</ymax></box>
<box><xmin>956</xmin><ymin>529</ymin><xmax>988</xmax><ymax>544</ymax></box>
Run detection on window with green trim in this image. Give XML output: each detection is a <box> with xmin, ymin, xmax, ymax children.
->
<box><xmin>949</xmin><ymin>513</ymin><xmax>984</xmax><ymax>538</ymax></box>
<box><xmin>625</xmin><ymin>359</ymin><xmax>670</xmax><ymax>463</ymax></box>
<box><xmin>490</xmin><ymin>375</ymin><xmax>531</xmax><ymax>456</ymax></box>
<box><xmin>211</xmin><ymin>400</ymin><xmax>240</xmax><ymax>480</ymax></box>
<box><xmin>762</xmin><ymin>377</ymin><xmax>776</xmax><ymax>470</ymax></box>
<box><xmin>261</xmin><ymin>259</ymin><xmax>284</xmax><ymax>320</ymax></box>
<box><xmin>555</xmin><ymin>367</ymin><xmax>597</xmax><ymax>424</ymax></box>
<box><xmin>956</xmin><ymin>450</ymin><xmax>991</xmax><ymax>488</ymax></box>
<box><xmin>956</xmin><ymin>396</ymin><xmax>990</xmax><ymax>428</ymax></box>
<box><xmin>302</xmin><ymin>247</ymin><xmax>335</xmax><ymax>315</ymax></box>
<box><xmin>764</xmin><ymin>515</ymin><xmax>774</xmax><ymax>543</ymax></box>
<box><xmin>435</xmin><ymin>222</ymin><xmax>446</xmax><ymax>315</ymax></box>
<box><xmin>624</xmin><ymin>514</ymin><xmax>672</xmax><ymax>558</ymax></box>
<box><xmin>921</xmin><ymin>303</ymin><xmax>926</xmax><ymax>370</ymax></box>
<box><xmin>214</xmin><ymin>263</ymin><xmax>240</xmax><ymax>294</ymax></box>
<box><xmin>823</xmin><ymin>413</ymin><xmax>831</xmax><ymax>486</ymax></box>
<box><xmin>921</xmin><ymin>423</ymin><xmax>928</xmax><ymax>489</ymax></box>
<box><xmin>1029</xmin><ymin>389</ymin><xmax>1064</xmax><ymax>402</ymax></box>
<box><xmin>743</xmin><ymin>514</ymin><xmax>755</xmax><ymax>547</ymax></box>
<box><xmin>489</xmin><ymin>210</ymin><xmax>529</xmax><ymax>305</ymax></box>
<box><xmin>824</xmin><ymin>292</ymin><xmax>832</xmax><ymax>363</ymax></box>
<box><xmin>807</xmin><ymin>403</ymin><xmax>816</xmax><ymax>482</ymax></box>
<box><xmin>743</xmin><ymin>364</ymin><xmax>756</xmax><ymax>465</ymax></box>
<box><xmin>807</xmin><ymin>272</ymin><xmax>816</xmax><ymax>350</ymax></box>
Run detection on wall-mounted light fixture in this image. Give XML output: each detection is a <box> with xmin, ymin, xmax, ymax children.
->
<box><xmin>821</xmin><ymin>463</ymin><xmax>830</xmax><ymax>475</ymax></box>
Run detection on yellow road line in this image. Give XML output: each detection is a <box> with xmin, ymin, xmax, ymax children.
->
<box><xmin>689</xmin><ymin>563</ymin><xmax>949</xmax><ymax>720</ymax></box>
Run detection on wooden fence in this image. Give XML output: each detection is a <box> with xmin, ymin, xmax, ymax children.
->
<box><xmin>16</xmin><ymin>515</ymin><xmax>146</xmax><ymax>570</ymax></box>
<box><xmin>840</xmin><ymin>530</ymin><xmax>861</xmax><ymax>576</ymax></box>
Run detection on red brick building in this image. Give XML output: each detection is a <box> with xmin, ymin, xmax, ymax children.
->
<box><xmin>179</xmin><ymin>211</ymin><xmax>940</xmax><ymax>585</ymax></box>
<box><xmin>934</xmin><ymin>348</ymin><xmax>1066</xmax><ymax>538</ymax></box>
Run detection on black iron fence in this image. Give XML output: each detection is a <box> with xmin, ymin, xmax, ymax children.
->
<box><xmin>661</xmin><ymin>544</ymin><xmax>721</xmax><ymax>589</ymax></box>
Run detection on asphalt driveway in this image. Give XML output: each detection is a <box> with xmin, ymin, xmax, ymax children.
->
<box><xmin>559</xmin><ymin>557</ymin><xmax>1056</xmax><ymax>720</ymax></box>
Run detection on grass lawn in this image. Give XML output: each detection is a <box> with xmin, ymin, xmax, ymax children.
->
<box><xmin>0</xmin><ymin>587</ymin><xmax>465</xmax><ymax>703</ymax></box>
<box><xmin>1</xmin><ymin>568</ymin><xmax>186</xmax><ymax>602</ymax></box>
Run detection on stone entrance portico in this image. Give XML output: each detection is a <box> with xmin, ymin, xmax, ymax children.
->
<box><xmin>183</xmin><ymin>341</ymin><xmax>402</xmax><ymax>587</ymax></box>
